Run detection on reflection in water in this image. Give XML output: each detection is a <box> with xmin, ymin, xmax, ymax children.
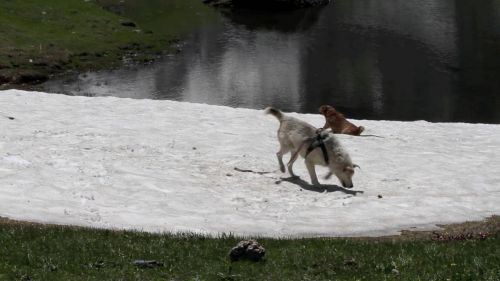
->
<box><xmin>180</xmin><ymin>29</ymin><xmax>302</xmax><ymax>111</ymax></box>
<box><xmin>300</xmin><ymin>0</ymin><xmax>460</xmax><ymax>121</ymax></box>
<box><xmin>454</xmin><ymin>0</ymin><xmax>500</xmax><ymax>123</ymax></box>
<box><xmin>219</xmin><ymin>7</ymin><xmax>324</xmax><ymax>33</ymax></box>
<box><xmin>43</xmin><ymin>0</ymin><xmax>500</xmax><ymax>123</ymax></box>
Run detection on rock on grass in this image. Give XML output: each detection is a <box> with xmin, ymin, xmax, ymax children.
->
<box><xmin>229</xmin><ymin>240</ymin><xmax>266</xmax><ymax>262</ymax></box>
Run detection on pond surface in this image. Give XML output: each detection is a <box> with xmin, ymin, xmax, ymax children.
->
<box><xmin>43</xmin><ymin>0</ymin><xmax>500</xmax><ymax>123</ymax></box>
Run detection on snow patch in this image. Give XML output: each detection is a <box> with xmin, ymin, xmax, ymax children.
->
<box><xmin>1</xmin><ymin>89</ymin><xmax>499</xmax><ymax>237</ymax></box>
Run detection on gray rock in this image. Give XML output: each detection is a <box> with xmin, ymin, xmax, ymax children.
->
<box><xmin>131</xmin><ymin>260</ymin><xmax>164</xmax><ymax>268</ymax></box>
<box><xmin>229</xmin><ymin>240</ymin><xmax>266</xmax><ymax>261</ymax></box>
<box><xmin>120</xmin><ymin>21</ymin><xmax>137</xmax><ymax>27</ymax></box>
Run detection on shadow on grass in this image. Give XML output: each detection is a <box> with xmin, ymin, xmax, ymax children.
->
<box><xmin>278</xmin><ymin>176</ymin><xmax>364</xmax><ymax>195</ymax></box>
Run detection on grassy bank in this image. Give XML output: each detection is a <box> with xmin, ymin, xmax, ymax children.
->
<box><xmin>0</xmin><ymin>0</ymin><xmax>216</xmax><ymax>85</ymax></box>
<box><xmin>1</xmin><ymin>217</ymin><xmax>499</xmax><ymax>281</ymax></box>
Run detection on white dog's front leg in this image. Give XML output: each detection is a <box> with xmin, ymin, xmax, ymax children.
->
<box><xmin>287</xmin><ymin>162</ymin><xmax>296</xmax><ymax>177</ymax></box>
<box><xmin>305</xmin><ymin>160</ymin><xmax>320</xmax><ymax>186</ymax></box>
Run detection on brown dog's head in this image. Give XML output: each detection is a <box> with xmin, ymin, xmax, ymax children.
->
<box><xmin>320</xmin><ymin>105</ymin><xmax>346</xmax><ymax>119</ymax></box>
<box><xmin>319</xmin><ymin>105</ymin><xmax>336</xmax><ymax>115</ymax></box>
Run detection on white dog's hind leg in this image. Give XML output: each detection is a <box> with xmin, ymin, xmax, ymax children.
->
<box><xmin>276</xmin><ymin>147</ymin><xmax>289</xmax><ymax>173</ymax></box>
<box><xmin>305</xmin><ymin>159</ymin><xmax>321</xmax><ymax>186</ymax></box>
<box><xmin>287</xmin><ymin>149</ymin><xmax>300</xmax><ymax>177</ymax></box>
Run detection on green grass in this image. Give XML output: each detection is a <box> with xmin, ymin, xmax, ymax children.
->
<box><xmin>96</xmin><ymin>0</ymin><xmax>219</xmax><ymax>38</ymax></box>
<box><xmin>1</xmin><ymin>220</ymin><xmax>499</xmax><ymax>281</ymax></box>
<box><xmin>0</xmin><ymin>0</ymin><xmax>216</xmax><ymax>83</ymax></box>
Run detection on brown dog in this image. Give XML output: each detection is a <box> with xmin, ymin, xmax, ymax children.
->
<box><xmin>319</xmin><ymin>105</ymin><xmax>365</xmax><ymax>136</ymax></box>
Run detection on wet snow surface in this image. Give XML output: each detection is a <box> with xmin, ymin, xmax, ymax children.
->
<box><xmin>1</xmin><ymin>90</ymin><xmax>499</xmax><ymax>237</ymax></box>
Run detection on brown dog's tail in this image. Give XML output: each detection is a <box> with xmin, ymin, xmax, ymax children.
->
<box><xmin>265</xmin><ymin>107</ymin><xmax>283</xmax><ymax>121</ymax></box>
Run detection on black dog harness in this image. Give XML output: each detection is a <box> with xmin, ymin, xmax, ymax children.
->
<box><xmin>305</xmin><ymin>130</ymin><xmax>329</xmax><ymax>164</ymax></box>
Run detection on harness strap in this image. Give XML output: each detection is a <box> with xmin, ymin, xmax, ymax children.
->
<box><xmin>306</xmin><ymin>133</ymin><xmax>329</xmax><ymax>164</ymax></box>
<box><xmin>287</xmin><ymin>130</ymin><xmax>330</xmax><ymax>166</ymax></box>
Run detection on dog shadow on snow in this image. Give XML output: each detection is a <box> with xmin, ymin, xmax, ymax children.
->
<box><xmin>277</xmin><ymin>176</ymin><xmax>364</xmax><ymax>195</ymax></box>
<box><xmin>232</xmin><ymin>167</ymin><xmax>363</xmax><ymax>195</ymax></box>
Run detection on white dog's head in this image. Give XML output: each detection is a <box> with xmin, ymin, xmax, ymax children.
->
<box><xmin>322</xmin><ymin>136</ymin><xmax>358</xmax><ymax>188</ymax></box>
<box><xmin>325</xmin><ymin>163</ymin><xmax>357</xmax><ymax>188</ymax></box>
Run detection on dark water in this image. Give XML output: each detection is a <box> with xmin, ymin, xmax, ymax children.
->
<box><xmin>43</xmin><ymin>0</ymin><xmax>500</xmax><ymax>123</ymax></box>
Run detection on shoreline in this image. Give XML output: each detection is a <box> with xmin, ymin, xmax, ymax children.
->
<box><xmin>0</xmin><ymin>0</ymin><xmax>213</xmax><ymax>88</ymax></box>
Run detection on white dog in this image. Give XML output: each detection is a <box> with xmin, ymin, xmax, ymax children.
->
<box><xmin>266</xmin><ymin>107</ymin><xmax>357</xmax><ymax>188</ymax></box>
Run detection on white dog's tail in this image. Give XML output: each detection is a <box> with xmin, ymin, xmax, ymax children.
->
<box><xmin>265</xmin><ymin>107</ymin><xmax>283</xmax><ymax>121</ymax></box>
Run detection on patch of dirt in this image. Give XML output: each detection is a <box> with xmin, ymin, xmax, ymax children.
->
<box><xmin>371</xmin><ymin>216</ymin><xmax>500</xmax><ymax>241</ymax></box>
